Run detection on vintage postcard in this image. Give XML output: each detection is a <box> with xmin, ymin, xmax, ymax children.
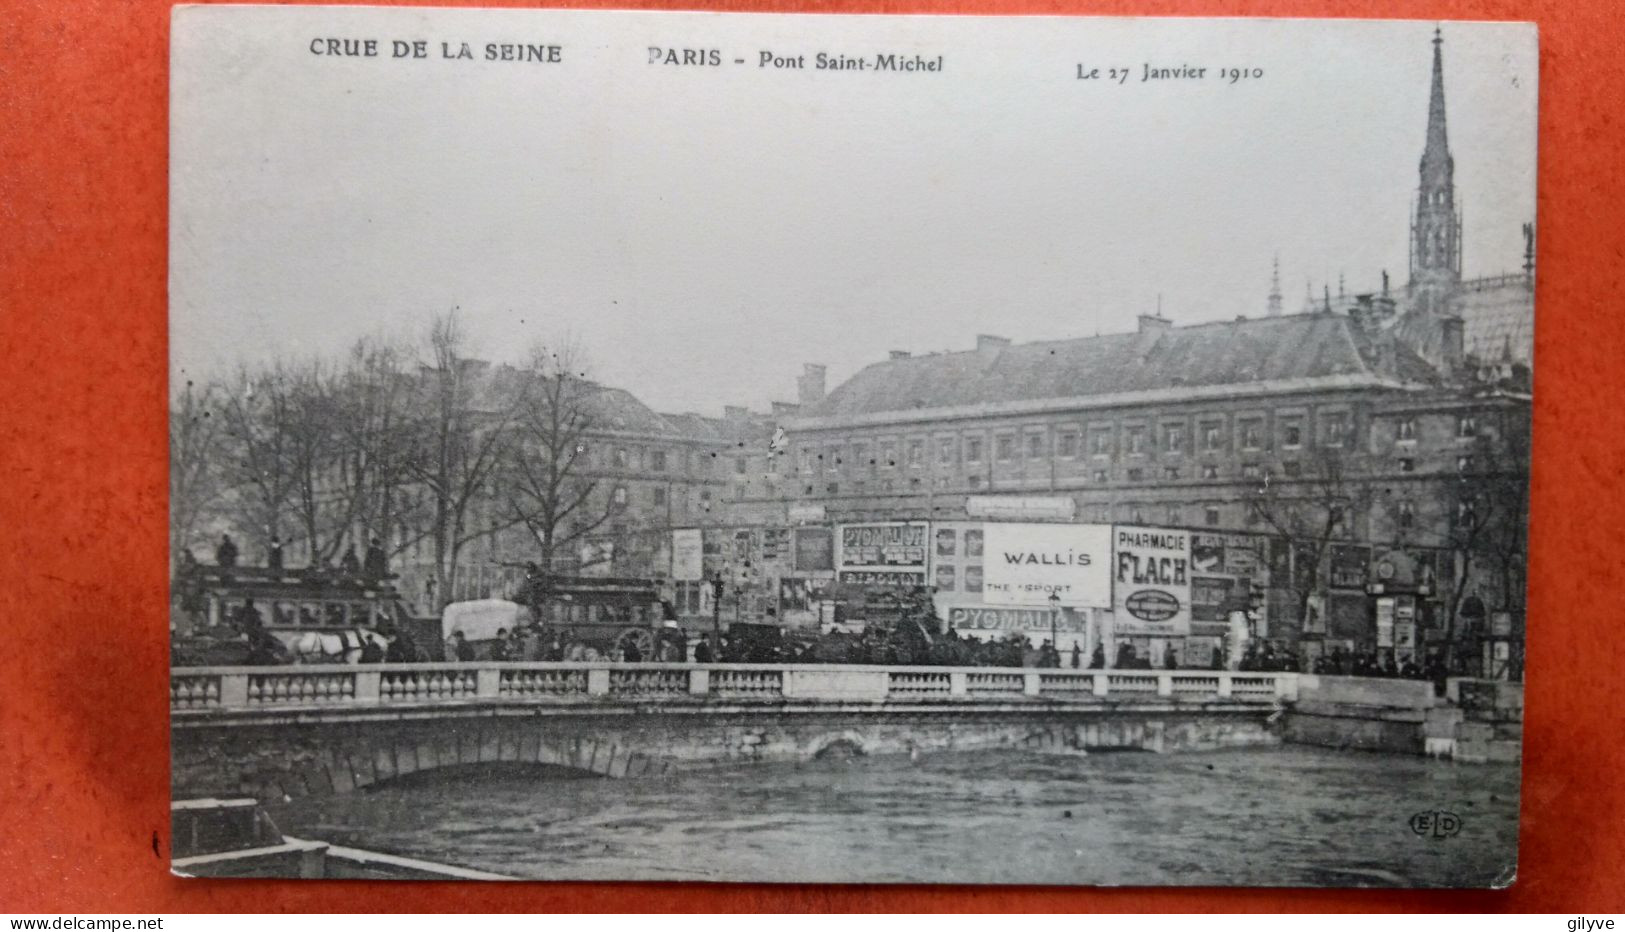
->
<box><xmin>169</xmin><ymin>7</ymin><xmax>1534</xmax><ymax>886</ymax></box>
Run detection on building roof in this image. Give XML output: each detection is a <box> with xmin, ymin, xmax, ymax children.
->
<box><xmin>1389</xmin><ymin>274</ymin><xmax>1535</xmax><ymax>369</ymax></box>
<box><xmin>798</xmin><ymin>313</ymin><xmax>1440</xmax><ymax>425</ymax></box>
<box><xmin>1454</xmin><ymin>277</ymin><xmax>1535</xmax><ymax>364</ymax></box>
<box><xmin>585</xmin><ymin>386</ymin><xmax>771</xmax><ymax>446</ymax></box>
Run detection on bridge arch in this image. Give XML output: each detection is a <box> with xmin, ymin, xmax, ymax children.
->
<box><xmin>810</xmin><ymin>732</ymin><xmax>870</xmax><ymax>761</ymax></box>
<box><xmin>173</xmin><ymin>720</ymin><xmax>677</xmax><ymax>802</ymax></box>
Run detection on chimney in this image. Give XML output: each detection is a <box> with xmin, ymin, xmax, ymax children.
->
<box><xmin>1440</xmin><ymin>315</ymin><xmax>1465</xmax><ymax>372</ymax></box>
<box><xmin>889</xmin><ymin>350</ymin><xmax>911</xmax><ymax>360</ymax></box>
<box><xmin>1373</xmin><ymin>293</ymin><xmax>1398</xmax><ymax>323</ymax></box>
<box><xmin>976</xmin><ymin>334</ymin><xmax>1011</xmax><ymax>353</ymax></box>
<box><xmin>1349</xmin><ymin>295</ymin><xmax>1374</xmax><ymax>334</ymax></box>
<box><xmin>1136</xmin><ymin>314</ymin><xmax>1172</xmax><ymax>334</ymax></box>
<box><xmin>797</xmin><ymin>363</ymin><xmax>826</xmax><ymax>407</ymax></box>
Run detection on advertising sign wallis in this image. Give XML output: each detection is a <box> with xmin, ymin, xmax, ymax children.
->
<box><xmin>981</xmin><ymin>523</ymin><xmax>1112</xmax><ymax>607</ymax></box>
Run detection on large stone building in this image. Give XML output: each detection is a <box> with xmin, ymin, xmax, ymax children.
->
<box><xmin>384</xmin><ymin>367</ymin><xmax>776</xmax><ymax>607</ymax></box>
<box><xmin>720</xmin><ymin>31</ymin><xmax>1531</xmax><ymax>672</ymax></box>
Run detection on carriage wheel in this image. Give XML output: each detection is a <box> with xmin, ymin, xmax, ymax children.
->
<box><xmin>617</xmin><ymin>628</ymin><xmax>655</xmax><ymax>660</ymax></box>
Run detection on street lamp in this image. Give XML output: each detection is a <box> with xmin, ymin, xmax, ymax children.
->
<box><xmin>1048</xmin><ymin>591</ymin><xmax>1061</xmax><ymax>655</ymax></box>
<box><xmin>710</xmin><ymin>571</ymin><xmax>725</xmax><ymax>643</ymax></box>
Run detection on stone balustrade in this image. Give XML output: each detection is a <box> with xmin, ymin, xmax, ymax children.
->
<box><xmin>171</xmin><ymin>662</ymin><xmax>1297</xmax><ymax>714</ymax></box>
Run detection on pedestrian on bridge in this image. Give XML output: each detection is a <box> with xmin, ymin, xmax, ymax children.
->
<box><xmin>216</xmin><ymin>533</ymin><xmax>238</xmax><ymax>568</ymax></box>
<box><xmin>447</xmin><ymin>630</ymin><xmax>474</xmax><ymax>663</ymax></box>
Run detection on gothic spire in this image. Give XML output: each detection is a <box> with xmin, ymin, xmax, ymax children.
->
<box><xmin>1422</xmin><ymin>27</ymin><xmax>1452</xmax><ymax>179</ymax></box>
<box><xmin>1410</xmin><ymin>26</ymin><xmax>1462</xmax><ymax>297</ymax></box>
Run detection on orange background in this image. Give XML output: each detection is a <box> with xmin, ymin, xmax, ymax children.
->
<box><xmin>1</xmin><ymin>0</ymin><xmax>1620</xmax><ymax>913</ymax></box>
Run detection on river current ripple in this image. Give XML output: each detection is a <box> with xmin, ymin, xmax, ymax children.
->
<box><xmin>272</xmin><ymin>746</ymin><xmax>1519</xmax><ymax>887</ymax></box>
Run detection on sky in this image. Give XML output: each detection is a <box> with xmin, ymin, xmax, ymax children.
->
<box><xmin>171</xmin><ymin>9</ymin><xmax>1538</xmax><ymax>416</ymax></box>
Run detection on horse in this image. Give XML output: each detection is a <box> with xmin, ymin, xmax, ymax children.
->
<box><xmin>286</xmin><ymin>627</ymin><xmax>392</xmax><ymax>665</ymax></box>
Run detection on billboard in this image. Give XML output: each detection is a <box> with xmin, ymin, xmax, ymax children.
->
<box><xmin>1112</xmin><ymin>525</ymin><xmax>1192</xmax><ymax>636</ymax></box>
<box><xmin>792</xmin><ymin>527</ymin><xmax>835</xmax><ymax>573</ymax></box>
<box><xmin>981</xmin><ymin>522</ymin><xmax>1112</xmax><ymax>608</ymax></box>
<box><xmin>837</xmin><ymin>522</ymin><xmax>928</xmax><ymax>571</ymax></box>
<box><xmin>947</xmin><ymin>605</ymin><xmax>1088</xmax><ymax>636</ymax></box>
<box><xmin>671</xmin><ymin>528</ymin><xmax>703</xmax><ymax>581</ymax></box>
<box><xmin>964</xmin><ymin>495</ymin><xmax>1076</xmax><ymax>521</ymax></box>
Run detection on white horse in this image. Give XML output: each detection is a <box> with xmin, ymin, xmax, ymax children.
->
<box><xmin>286</xmin><ymin>628</ymin><xmax>392</xmax><ymax>665</ymax></box>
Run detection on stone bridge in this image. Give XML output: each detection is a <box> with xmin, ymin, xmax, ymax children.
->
<box><xmin>170</xmin><ymin>663</ymin><xmax>1298</xmax><ymax>801</ymax></box>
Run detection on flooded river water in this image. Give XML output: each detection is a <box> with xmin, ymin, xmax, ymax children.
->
<box><xmin>272</xmin><ymin>745</ymin><xmax>1519</xmax><ymax>887</ymax></box>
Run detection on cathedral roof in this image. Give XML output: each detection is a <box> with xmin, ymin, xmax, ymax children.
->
<box><xmin>1391</xmin><ymin>275</ymin><xmax>1535</xmax><ymax>368</ymax></box>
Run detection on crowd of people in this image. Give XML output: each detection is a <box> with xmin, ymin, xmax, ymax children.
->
<box><xmin>184</xmin><ymin>532</ymin><xmax>392</xmax><ymax>581</ymax></box>
<box><xmin>428</xmin><ymin>623</ymin><xmax>1296</xmax><ymax>672</ymax></box>
<box><xmin>1310</xmin><ymin>645</ymin><xmax>1445</xmax><ymax>681</ymax></box>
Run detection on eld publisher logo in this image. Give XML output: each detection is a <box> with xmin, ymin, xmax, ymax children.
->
<box><xmin>1408</xmin><ymin>810</ymin><xmax>1463</xmax><ymax>839</ymax></box>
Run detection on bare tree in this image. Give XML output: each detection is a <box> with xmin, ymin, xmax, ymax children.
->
<box><xmin>1440</xmin><ymin>400</ymin><xmax>1531</xmax><ymax>673</ymax></box>
<box><xmin>282</xmin><ymin>359</ymin><xmax>343</xmax><ymax>564</ymax></box>
<box><xmin>403</xmin><ymin>311</ymin><xmax>530</xmax><ymax>609</ymax></box>
<box><xmin>501</xmin><ymin>340</ymin><xmax>619</xmax><ymax>578</ymax></box>
<box><xmin>328</xmin><ymin>337</ymin><xmax>427</xmax><ymax>563</ymax></box>
<box><xmin>169</xmin><ymin>379</ymin><xmax>225</xmax><ymax>568</ymax></box>
<box><xmin>1245</xmin><ymin>446</ymin><xmax>1371</xmax><ymax>640</ymax></box>
<box><xmin>215</xmin><ymin>362</ymin><xmax>298</xmax><ymax>561</ymax></box>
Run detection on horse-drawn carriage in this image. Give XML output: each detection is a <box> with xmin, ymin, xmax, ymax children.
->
<box><xmin>472</xmin><ymin>572</ymin><xmax>687</xmax><ymax>661</ymax></box>
<box><xmin>170</xmin><ymin>562</ymin><xmax>430</xmax><ymax>665</ymax></box>
<box><xmin>799</xmin><ymin>584</ymin><xmax>940</xmax><ymax>664</ymax></box>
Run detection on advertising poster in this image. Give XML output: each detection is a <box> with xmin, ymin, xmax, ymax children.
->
<box><xmin>947</xmin><ymin>605</ymin><xmax>1086</xmax><ymax>636</ymax></box>
<box><xmin>1192</xmin><ymin>533</ymin><xmax>1226</xmax><ymax>573</ymax></box>
<box><xmin>1330</xmin><ymin>543</ymin><xmax>1371</xmax><ymax>590</ymax></box>
<box><xmin>1113</xmin><ymin>526</ymin><xmax>1192</xmax><ymax>636</ymax></box>
<box><xmin>981</xmin><ymin>522</ymin><xmax>1112</xmax><ymax>607</ymax></box>
<box><xmin>670</xmin><ymin>528</ymin><xmax>703</xmax><ymax>581</ymax></box>
<box><xmin>837</xmin><ymin>522</ymin><xmax>929</xmax><ymax>586</ymax></box>
<box><xmin>792</xmin><ymin>527</ymin><xmax>835</xmax><ymax>573</ymax></box>
<box><xmin>1222</xmin><ymin>533</ymin><xmax>1268</xmax><ymax>584</ymax></box>
<box><xmin>837</xmin><ymin>522</ymin><xmax>929</xmax><ymax>569</ymax></box>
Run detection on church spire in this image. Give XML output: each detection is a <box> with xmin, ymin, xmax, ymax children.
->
<box><xmin>1267</xmin><ymin>254</ymin><xmax>1283</xmax><ymax>316</ymax></box>
<box><xmin>1422</xmin><ymin>27</ymin><xmax>1451</xmax><ymax>179</ymax></box>
<box><xmin>1409</xmin><ymin>26</ymin><xmax>1462</xmax><ymax>311</ymax></box>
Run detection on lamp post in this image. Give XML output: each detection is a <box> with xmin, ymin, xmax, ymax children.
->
<box><xmin>710</xmin><ymin>571</ymin><xmax>725</xmax><ymax>643</ymax></box>
<box><xmin>1048</xmin><ymin>591</ymin><xmax>1061</xmax><ymax>655</ymax></box>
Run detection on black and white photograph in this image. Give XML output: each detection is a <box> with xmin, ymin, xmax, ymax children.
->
<box><xmin>167</xmin><ymin>8</ymin><xmax>1534</xmax><ymax>886</ymax></box>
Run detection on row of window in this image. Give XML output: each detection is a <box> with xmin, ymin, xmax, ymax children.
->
<box><xmin>793</xmin><ymin>411</ymin><xmax>1485</xmax><ymax>477</ymax></box>
<box><xmin>796</xmin><ymin>413</ymin><xmax>1353</xmax><ymax>476</ymax></box>
<box><xmin>775</xmin><ymin>449</ymin><xmax>1482</xmax><ymax>499</ymax></box>
<box><xmin>570</xmin><ymin>443</ymin><xmax>753</xmax><ymax>476</ymax></box>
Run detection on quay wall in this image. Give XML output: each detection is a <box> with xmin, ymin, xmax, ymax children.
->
<box><xmin>172</xmin><ymin>707</ymin><xmax>1280</xmax><ymax>802</ymax></box>
<box><xmin>1281</xmin><ymin>675</ymin><xmax>1522</xmax><ymax>762</ymax></box>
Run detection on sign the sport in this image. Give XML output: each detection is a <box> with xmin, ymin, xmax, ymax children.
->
<box><xmin>1113</xmin><ymin>525</ymin><xmax>1192</xmax><ymax>636</ymax></box>
<box><xmin>980</xmin><ymin>522</ymin><xmax>1112</xmax><ymax>607</ymax></box>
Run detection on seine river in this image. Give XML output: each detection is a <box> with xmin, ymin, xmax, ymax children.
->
<box><xmin>271</xmin><ymin>746</ymin><xmax>1519</xmax><ymax>887</ymax></box>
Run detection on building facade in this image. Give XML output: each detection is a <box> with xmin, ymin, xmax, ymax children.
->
<box><xmin>716</xmin><ymin>32</ymin><xmax>1532</xmax><ymax>673</ymax></box>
